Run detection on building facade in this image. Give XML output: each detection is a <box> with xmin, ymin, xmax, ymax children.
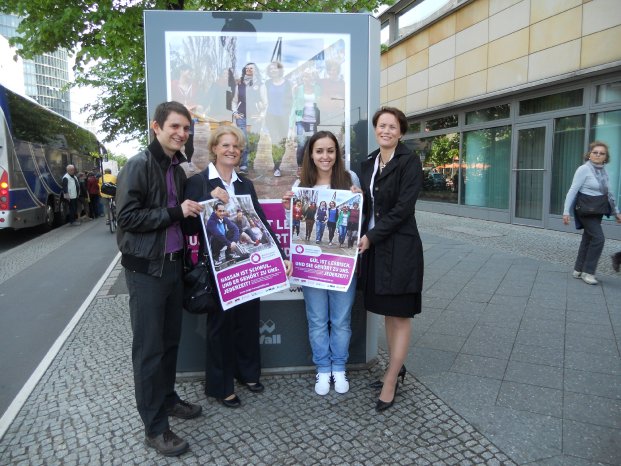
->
<box><xmin>0</xmin><ymin>13</ymin><xmax>72</xmax><ymax>119</ymax></box>
<box><xmin>379</xmin><ymin>0</ymin><xmax>621</xmax><ymax>239</ymax></box>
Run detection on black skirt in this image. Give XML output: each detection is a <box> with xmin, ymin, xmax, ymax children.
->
<box><xmin>362</xmin><ymin>244</ymin><xmax>422</xmax><ymax>318</ymax></box>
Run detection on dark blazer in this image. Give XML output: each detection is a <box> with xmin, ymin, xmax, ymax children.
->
<box><xmin>184</xmin><ymin>169</ymin><xmax>286</xmax><ymax>260</ymax></box>
<box><xmin>359</xmin><ymin>142</ymin><xmax>424</xmax><ymax>294</ymax></box>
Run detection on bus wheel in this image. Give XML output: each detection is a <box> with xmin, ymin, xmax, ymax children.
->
<box><xmin>44</xmin><ymin>202</ymin><xmax>55</xmax><ymax>229</ymax></box>
<box><xmin>54</xmin><ymin>200</ymin><xmax>68</xmax><ymax>227</ymax></box>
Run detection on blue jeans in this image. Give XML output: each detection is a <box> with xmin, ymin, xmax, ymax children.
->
<box><xmin>302</xmin><ymin>277</ymin><xmax>356</xmax><ymax>373</ymax></box>
<box><xmin>315</xmin><ymin>221</ymin><xmax>326</xmax><ymax>242</ymax></box>
<box><xmin>338</xmin><ymin>224</ymin><xmax>347</xmax><ymax>244</ymax></box>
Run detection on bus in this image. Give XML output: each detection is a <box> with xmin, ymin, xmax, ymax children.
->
<box><xmin>0</xmin><ymin>83</ymin><xmax>106</xmax><ymax>229</ymax></box>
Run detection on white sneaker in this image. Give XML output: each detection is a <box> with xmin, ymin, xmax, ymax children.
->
<box><xmin>581</xmin><ymin>273</ymin><xmax>598</xmax><ymax>285</ymax></box>
<box><xmin>332</xmin><ymin>371</ymin><xmax>349</xmax><ymax>394</ymax></box>
<box><xmin>572</xmin><ymin>270</ymin><xmax>582</xmax><ymax>278</ymax></box>
<box><xmin>273</xmin><ymin>169</ymin><xmax>281</xmax><ymax>177</ymax></box>
<box><xmin>315</xmin><ymin>373</ymin><xmax>331</xmax><ymax>395</ymax></box>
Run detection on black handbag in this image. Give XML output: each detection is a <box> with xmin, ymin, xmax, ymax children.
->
<box><xmin>574</xmin><ymin>193</ymin><xmax>611</xmax><ymax>216</ymax></box>
<box><xmin>183</xmin><ymin>255</ymin><xmax>220</xmax><ymax>314</ymax></box>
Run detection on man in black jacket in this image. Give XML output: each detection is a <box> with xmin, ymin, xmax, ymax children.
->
<box><xmin>116</xmin><ymin>101</ymin><xmax>204</xmax><ymax>457</ymax></box>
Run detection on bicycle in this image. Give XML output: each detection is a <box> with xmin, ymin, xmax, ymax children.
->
<box><xmin>108</xmin><ymin>197</ymin><xmax>117</xmax><ymax>234</ymax></box>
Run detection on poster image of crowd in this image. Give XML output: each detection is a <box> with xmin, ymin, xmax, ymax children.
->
<box><xmin>289</xmin><ymin>188</ymin><xmax>362</xmax><ymax>291</ymax></box>
<box><xmin>199</xmin><ymin>195</ymin><xmax>289</xmax><ymax>310</ymax></box>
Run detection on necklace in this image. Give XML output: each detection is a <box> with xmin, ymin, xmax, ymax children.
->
<box><xmin>379</xmin><ymin>152</ymin><xmax>394</xmax><ymax>173</ymax></box>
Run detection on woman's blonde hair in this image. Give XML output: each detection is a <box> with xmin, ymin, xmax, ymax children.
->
<box><xmin>208</xmin><ymin>125</ymin><xmax>246</xmax><ymax>164</ymax></box>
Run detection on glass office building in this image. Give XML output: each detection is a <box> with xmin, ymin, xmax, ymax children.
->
<box><xmin>0</xmin><ymin>13</ymin><xmax>71</xmax><ymax>119</ymax></box>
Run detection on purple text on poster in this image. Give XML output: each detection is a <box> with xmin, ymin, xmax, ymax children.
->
<box><xmin>217</xmin><ymin>257</ymin><xmax>288</xmax><ymax>302</ymax></box>
<box><xmin>260</xmin><ymin>201</ymin><xmax>290</xmax><ymax>257</ymax></box>
<box><xmin>290</xmin><ymin>252</ymin><xmax>354</xmax><ymax>287</ymax></box>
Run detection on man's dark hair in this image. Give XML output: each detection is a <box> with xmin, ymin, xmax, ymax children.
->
<box><xmin>214</xmin><ymin>202</ymin><xmax>226</xmax><ymax>211</ymax></box>
<box><xmin>153</xmin><ymin>101</ymin><xmax>192</xmax><ymax>129</ymax></box>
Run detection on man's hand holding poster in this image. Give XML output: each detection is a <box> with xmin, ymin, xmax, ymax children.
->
<box><xmin>199</xmin><ymin>195</ymin><xmax>289</xmax><ymax>310</ymax></box>
<box><xmin>289</xmin><ymin>188</ymin><xmax>363</xmax><ymax>291</ymax></box>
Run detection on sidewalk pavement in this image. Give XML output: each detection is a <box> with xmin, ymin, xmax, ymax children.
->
<box><xmin>0</xmin><ymin>212</ymin><xmax>619</xmax><ymax>465</ymax></box>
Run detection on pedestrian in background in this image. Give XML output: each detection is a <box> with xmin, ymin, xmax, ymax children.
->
<box><xmin>116</xmin><ymin>101</ymin><xmax>204</xmax><ymax>457</ymax></box>
<box><xmin>86</xmin><ymin>171</ymin><xmax>101</xmax><ymax>219</ymax></box>
<box><xmin>100</xmin><ymin>168</ymin><xmax>117</xmax><ymax>225</ymax></box>
<box><xmin>62</xmin><ymin>164</ymin><xmax>81</xmax><ymax>226</ymax></box>
<box><xmin>358</xmin><ymin>107</ymin><xmax>424</xmax><ymax>412</ymax></box>
<box><xmin>563</xmin><ymin>141</ymin><xmax>621</xmax><ymax>285</ymax></box>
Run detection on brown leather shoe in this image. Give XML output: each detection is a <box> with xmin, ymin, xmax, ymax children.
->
<box><xmin>166</xmin><ymin>399</ymin><xmax>202</xmax><ymax>419</ymax></box>
<box><xmin>145</xmin><ymin>429</ymin><xmax>189</xmax><ymax>456</ymax></box>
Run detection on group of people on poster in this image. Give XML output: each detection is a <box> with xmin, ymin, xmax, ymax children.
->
<box><xmin>170</xmin><ymin>58</ymin><xmax>345</xmax><ymax>177</ymax></box>
<box><xmin>116</xmin><ymin>99</ymin><xmax>424</xmax><ymax>457</ymax></box>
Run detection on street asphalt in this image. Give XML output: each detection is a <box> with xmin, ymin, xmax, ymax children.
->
<box><xmin>0</xmin><ymin>211</ymin><xmax>619</xmax><ymax>465</ymax></box>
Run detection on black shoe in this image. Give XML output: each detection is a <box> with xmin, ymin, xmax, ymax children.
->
<box><xmin>612</xmin><ymin>253</ymin><xmax>621</xmax><ymax>273</ymax></box>
<box><xmin>375</xmin><ymin>381</ymin><xmax>399</xmax><ymax>412</ymax></box>
<box><xmin>369</xmin><ymin>365</ymin><xmax>407</xmax><ymax>389</ymax></box>
<box><xmin>219</xmin><ymin>394</ymin><xmax>241</xmax><ymax>408</ymax></box>
<box><xmin>166</xmin><ymin>399</ymin><xmax>202</xmax><ymax>419</ymax></box>
<box><xmin>245</xmin><ymin>382</ymin><xmax>265</xmax><ymax>393</ymax></box>
<box><xmin>145</xmin><ymin>429</ymin><xmax>189</xmax><ymax>457</ymax></box>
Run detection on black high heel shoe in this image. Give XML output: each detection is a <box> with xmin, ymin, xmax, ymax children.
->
<box><xmin>369</xmin><ymin>365</ymin><xmax>407</xmax><ymax>389</ymax></box>
<box><xmin>375</xmin><ymin>381</ymin><xmax>399</xmax><ymax>412</ymax></box>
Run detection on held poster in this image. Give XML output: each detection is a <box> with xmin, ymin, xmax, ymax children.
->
<box><xmin>199</xmin><ymin>195</ymin><xmax>289</xmax><ymax>310</ymax></box>
<box><xmin>289</xmin><ymin>188</ymin><xmax>362</xmax><ymax>291</ymax></box>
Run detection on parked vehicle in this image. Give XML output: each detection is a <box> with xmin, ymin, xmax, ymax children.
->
<box><xmin>0</xmin><ymin>84</ymin><xmax>106</xmax><ymax>229</ymax></box>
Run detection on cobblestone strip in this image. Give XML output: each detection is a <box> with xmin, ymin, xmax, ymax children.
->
<box><xmin>0</xmin><ymin>286</ymin><xmax>516</xmax><ymax>465</ymax></box>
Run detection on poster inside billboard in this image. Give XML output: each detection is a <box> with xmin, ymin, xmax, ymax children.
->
<box><xmin>164</xmin><ymin>29</ymin><xmax>350</xmax><ymax>199</ymax></box>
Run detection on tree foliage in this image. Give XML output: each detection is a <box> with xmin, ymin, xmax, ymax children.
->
<box><xmin>1</xmin><ymin>0</ymin><xmax>389</xmax><ymax>145</ymax></box>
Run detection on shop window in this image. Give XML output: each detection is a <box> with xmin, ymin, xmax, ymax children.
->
<box><xmin>590</xmin><ymin>110</ymin><xmax>621</xmax><ymax>216</ymax></box>
<box><xmin>550</xmin><ymin>115</ymin><xmax>586</xmax><ymax>215</ymax></box>
<box><xmin>596</xmin><ymin>81</ymin><xmax>621</xmax><ymax>104</ymax></box>
<box><xmin>519</xmin><ymin>89</ymin><xmax>583</xmax><ymax>116</ymax></box>
<box><xmin>425</xmin><ymin>115</ymin><xmax>458</xmax><ymax>131</ymax></box>
<box><xmin>466</xmin><ymin>104</ymin><xmax>510</xmax><ymax>125</ymax></box>
<box><xmin>461</xmin><ymin>126</ymin><xmax>511</xmax><ymax>209</ymax></box>
<box><xmin>408</xmin><ymin>121</ymin><xmax>421</xmax><ymax>133</ymax></box>
<box><xmin>412</xmin><ymin>134</ymin><xmax>459</xmax><ymax>204</ymax></box>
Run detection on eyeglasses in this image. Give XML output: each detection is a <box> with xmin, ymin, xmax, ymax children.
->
<box><xmin>591</xmin><ymin>151</ymin><xmax>607</xmax><ymax>156</ymax></box>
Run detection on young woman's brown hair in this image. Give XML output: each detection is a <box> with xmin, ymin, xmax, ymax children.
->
<box><xmin>299</xmin><ymin>131</ymin><xmax>352</xmax><ymax>190</ymax></box>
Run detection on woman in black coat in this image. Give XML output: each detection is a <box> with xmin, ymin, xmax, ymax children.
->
<box><xmin>185</xmin><ymin>125</ymin><xmax>291</xmax><ymax>408</ymax></box>
<box><xmin>358</xmin><ymin>107</ymin><xmax>424</xmax><ymax>412</ymax></box>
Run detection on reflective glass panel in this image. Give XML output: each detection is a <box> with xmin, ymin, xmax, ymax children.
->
<box><xmin>519</xmin><ymin>89</ymin><xmax>583</xmax><ymax>115</ymax></box>
<box><xmin>550</xmin><ymin>115</ymin><xmax>585</xmax><ymax>215</ymax></box>
<box><xmin>461</xmin><ymin>126</ymin><xmax>511</xmax><ymax>209</ymax></box>
<box><xmin>465</xmin><ymin>104</ymin><xmax>510</xmax><ymax>125</ymax></box>
<box><xmin>412</xmin><ymin>134</ymin><xmax>459</xmax><ymax>204</ymax></box>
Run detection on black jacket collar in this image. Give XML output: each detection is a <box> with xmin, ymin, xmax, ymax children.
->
<box><xmin>147</xmin><ymin>138</ymin><xmax>187</xmax><ymax>169</ymax></box>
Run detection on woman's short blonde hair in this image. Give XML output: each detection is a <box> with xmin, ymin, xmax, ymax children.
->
<box><xmin>208</xmin><ymin>125</ymin><xmax>246</xmax><ymax>164</ymax></box>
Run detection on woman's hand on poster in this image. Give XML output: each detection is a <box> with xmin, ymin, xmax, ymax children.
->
<box><xmin>283</xmin><ymin>259</ymin><xmax>293</xmax><ymax>277</ymax></box>
<box><xmin>281</xmin><ymin>191</ymin><xmax>294</xmax><ymax>210</ymax></box>
<box><xmin>562</xmin><ymin>214</ymin><xmax>570</xmax><ymax>225</ymax></box>
<box><xmin>357</xmin><ymin>234</ymin><xmax>370</xmax><ymax>254</ymax></box>
<box><xmin>233</xmin><ymin>111</ymin><xmax>244</xmax><ymax>119</ymax></box>
<box><xmin>350</xmin><ymin>186</ymin><xmax>363</xmax><ymax>195</ymax></box>
<box><xmin>211</xmin><ymin>187</ymin><xmax>229</xmax><ymax>204</ymax></box>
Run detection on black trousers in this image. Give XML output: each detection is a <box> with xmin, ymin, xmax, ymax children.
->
<box><xmin>205</xmin><ymin>298</ymin><xmax>261</xmax><ymax>398</ymax></box>
<box><xmin>125</xmin><ymin>259</ymin><xmax>184</xmax><ymax>437</ymax></box>
<box><xmin>575</xmin><ymin>213</ymin><xmax>605</xmax><ymax>274</ymax></box>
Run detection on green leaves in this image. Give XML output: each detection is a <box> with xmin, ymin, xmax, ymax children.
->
<box><xmin>1</xmin><ymin>0</ymin><xmax>390</xmax><ymax>143</ymax></box>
